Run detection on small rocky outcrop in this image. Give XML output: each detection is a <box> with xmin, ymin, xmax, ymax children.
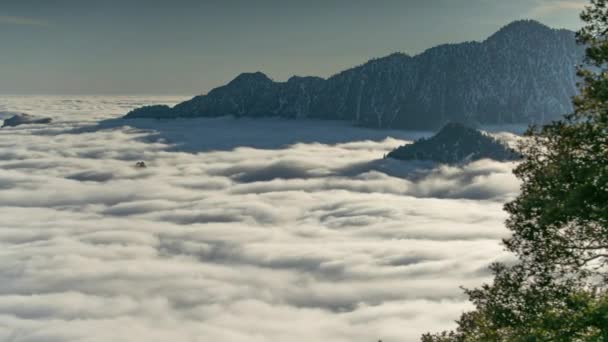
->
<box><xmin>2</xmin><ymin>113</ymin><xmax>52</xmax><ymax>128</ymax></box>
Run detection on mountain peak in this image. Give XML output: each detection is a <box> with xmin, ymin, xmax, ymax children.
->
<box><xmin>503</xmin><ymin>19</ymin><xmax>548</xmax><ymax>29</ymax></box>
<box><xmin>228</xmin><ymin>71</ymin><xmax>273</xmax><ymax>85</ymax></box>
<box><xmin>387</xmin><ymin>123</ymin><xmax>519</xmax><ymax>164</ymax></box>
<box><xmin>436</xmin><ymin>122</ymin><xmax>471</xmax><ymax>135</ymax></box>
<box><xmin>488</xmin><ymin>19</ymin><xmax>556</xmax><ymax>41</ymax></box>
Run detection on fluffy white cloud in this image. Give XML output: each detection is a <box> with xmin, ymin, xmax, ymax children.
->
<box><xmin>0</xmin><ymin>96</ymin><xmax>520</xmax><ymax>341</ymax></box>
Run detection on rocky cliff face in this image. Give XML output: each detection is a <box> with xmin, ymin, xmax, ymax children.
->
<box><xmin>126</xmin><ymin>20</ymin><xmax>584</xmax><ymax>129</ymax></box>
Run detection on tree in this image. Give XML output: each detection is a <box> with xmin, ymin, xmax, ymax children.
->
<box><xmin>422</xmin><ymin>1</ymin><xmax>608</xmax><ymax>340</ymax></box>
<box><xmin>422</xmin><ymin>264</ymin><xmax>608</xmax><ymax>341</ymax></box>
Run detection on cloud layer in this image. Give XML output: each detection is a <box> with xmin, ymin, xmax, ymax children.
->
<box><xmin>0</xmin><ymin>96</ymin><xmax>519</xmax><ymax>342</ymax></box>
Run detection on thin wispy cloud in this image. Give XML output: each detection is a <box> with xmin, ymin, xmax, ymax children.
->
<box><xmin>529</xmin><ymin>0</ymin><xmax>587</xmax><ymax>16</ymax></box>
<box><xmin>0</xmin><ymin>15</ymin><xmax>49</xmax><ymax>26</ymax></box>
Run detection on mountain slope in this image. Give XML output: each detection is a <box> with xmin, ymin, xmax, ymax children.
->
<box><xmin>125</xmin><ymin>20</ymin><xmax>584</xmax><ymax>129</ymax></box>
<box><xmin>387</xmin><ymin>122</ymin><xmax>519</xmax><ymax>163</ymax></box>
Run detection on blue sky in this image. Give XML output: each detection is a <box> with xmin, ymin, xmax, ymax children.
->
<box><xmin>0</xmin><ymin>0</ymin><xmax>587</xmax><ymax>95</ymax></box>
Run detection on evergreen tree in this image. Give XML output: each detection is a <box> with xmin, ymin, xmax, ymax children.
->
<box><xmin>422</xmin><ymin>1</ymin><xmax>608</xmax><ymax>340</ymax></box>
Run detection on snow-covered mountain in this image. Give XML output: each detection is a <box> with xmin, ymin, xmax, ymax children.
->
<box><xmin>126</xmin><ymin>20</ymin><xmax>584</xmax><ymax>129</ymax></box>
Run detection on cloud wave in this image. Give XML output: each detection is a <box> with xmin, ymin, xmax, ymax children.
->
<box><xmin>0</xmin><ymin>95</ymin><xmax>519</xmax><ymax>342</ymax></box>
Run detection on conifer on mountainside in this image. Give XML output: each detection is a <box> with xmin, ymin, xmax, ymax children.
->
<box><xmin>422</xmin><ymin>1</ymin><xmax>608</xmax><ymax>340</ymax></box>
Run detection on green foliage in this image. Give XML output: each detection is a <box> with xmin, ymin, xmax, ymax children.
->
<box><xmin>422</xmin><ymin>1</ymin><xmax>608</xmax><ymax>340</ymax></box>
<box><xmin>422</xmin><ymin>265</ymin><xmax>608</xmax><ymax>341</ymax></box>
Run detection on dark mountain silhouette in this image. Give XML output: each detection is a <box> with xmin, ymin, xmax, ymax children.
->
<box><xmin>125</xmin><ymin>20</ymin><xmax>584</xmax><ymax>129</ymax></box>
<box><xmin>2</xmin><ymin>113</ymin><xmax>52</xmax><ymax>128</ymax></box>
<box><xmin>387</xmin><ymin>122</ymin><xmax>519</xmax><ymax>163</ymax></box>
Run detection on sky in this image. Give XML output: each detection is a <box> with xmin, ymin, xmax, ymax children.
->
<box><xmin>0</xmin><ymin>0</ymin><xmax>587</xmax><ymax>95</ymax></box>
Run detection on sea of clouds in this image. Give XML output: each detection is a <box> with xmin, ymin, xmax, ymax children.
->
<box><xmin>0</xmin><ymin>95</ymin><xmax>521</xmax><ymax>342</ymax></box>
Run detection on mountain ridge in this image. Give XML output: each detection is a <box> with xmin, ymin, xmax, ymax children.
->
<box><xmin>125</xmin><ymin>20</ymin><xmax>584</xmax><ymax>129</ymax></box>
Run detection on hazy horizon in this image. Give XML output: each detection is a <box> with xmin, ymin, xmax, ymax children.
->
<box><xmin>1</xmin><ymin>0</ymin><xmax>585</xmax><ymax>95</ymax></box>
